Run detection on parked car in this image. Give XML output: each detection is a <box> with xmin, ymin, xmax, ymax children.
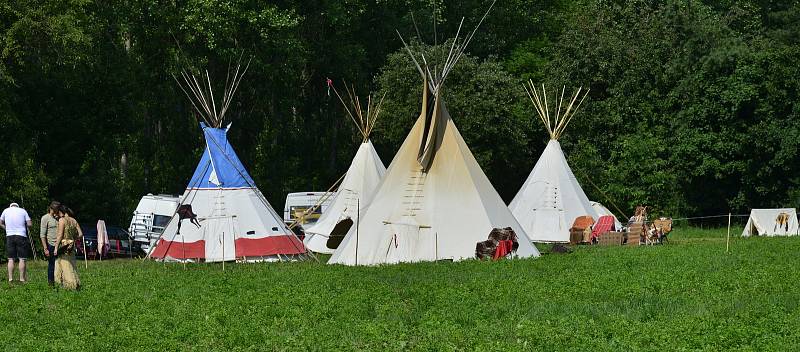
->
<box><xmin>77</xmin><ymin>225</ymin><xmax>141</xmax><ymax>259</ymax></box>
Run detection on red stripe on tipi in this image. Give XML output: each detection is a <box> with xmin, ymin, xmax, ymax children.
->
<box><xmin>235</xmin><ymin>236</ymin><xmax>306</xmax><ymax>257</ymax></box>
<box><xmin>151</xmin><ymin>238</ymin><xmax>206</xmax><ymax>259</ymax></box>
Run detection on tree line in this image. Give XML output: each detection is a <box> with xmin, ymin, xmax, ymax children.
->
<box><xmin>0</xmin><ymin>0</ymin><xmax>798</xmax><ymax>227</ymax></box>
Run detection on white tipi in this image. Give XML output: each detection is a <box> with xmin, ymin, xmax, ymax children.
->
<box><xmin>149</xmin><ymin>61</ymin><xmax>307</xmax><ymax>262</ymax></box>
<box><xmin>328</xmin><ymin>13</ymin><xmax>540</xmax><ymax>265</ymax></box>
<box><xmin>304</xmin><ymin>85</ymin><xmax>387</xmax><ymax>254</ymax></box>
<box><xmin>741</xmin><ymin>208</ymin><xmax>799</xmax><ymax>237</ymax></box>
<box><xmin>509</xmin><ymin>82</ymin><xmax>598</xmax><ymax>243</ymax></box>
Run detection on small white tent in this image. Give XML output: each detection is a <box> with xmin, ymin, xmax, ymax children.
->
<box><xmin>304</xmin><ymin>86</ymin><xmax>387</xmax><ymax>254</ymax></box>
<box><xmin>328</xmin><ymin>11</ymin><xmax>540</xmax><ymax>265</ymax></box>
<box><xmin>590</xmin><ymin>201</ymin><xmax>623</xmax><ymax>230</ymax></box>
<box><xmin>741</xmin><ymin>208</ymin><xmax>799</xmax><ymax>237</ymax></box>
<box><xmin>509</xmin><ymin>83</ymin><xmax>598</xmax><ymax>243</ymax></box>
<box><xmin>149</xmin><ymin>61</ymin><xmax>307</xmax><ymax>262</ymax></box>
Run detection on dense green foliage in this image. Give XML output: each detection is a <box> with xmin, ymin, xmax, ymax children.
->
<box><xmin>0</xmin><ymin>0</ymin><xmax>798</xmax><ymax>225</ymax></box>
<box><xmin>2</xmin><ymin>228</ymin><xmax>799</xmax><ymax>350</ymax></box>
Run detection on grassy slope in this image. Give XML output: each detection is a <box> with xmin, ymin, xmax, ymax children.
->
<box><xmin>1</xmin><ymin>228</ymin><xmax>799</xmax><ymax>351</ymax></box>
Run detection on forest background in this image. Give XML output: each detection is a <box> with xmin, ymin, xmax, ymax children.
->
<box><xmin>1</xmin><ymin>0</ymin><xmax>798</xmax><ymax>225</ymax></box>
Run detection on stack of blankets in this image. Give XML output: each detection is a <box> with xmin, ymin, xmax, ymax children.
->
<box><xmin>475</xmin><ymin>227</ymin><xmax>520</xmax><ymax>260</ymax></box>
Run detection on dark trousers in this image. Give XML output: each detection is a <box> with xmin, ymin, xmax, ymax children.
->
<box><xmin>47</xmin><ymin>244</ymin><xmax>56</xmax><ymax>283</ymax></box>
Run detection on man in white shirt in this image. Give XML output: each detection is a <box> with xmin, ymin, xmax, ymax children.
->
<box><xmin>1</xmin><ymin>202</ymin><xmax>32</xmax><ymax>283</ymax></box>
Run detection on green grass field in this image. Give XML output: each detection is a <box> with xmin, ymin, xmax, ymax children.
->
<box><xmin>2</xmin><ymin>228</ymin><xmax>798</xmax><ymax>351</ymax></box>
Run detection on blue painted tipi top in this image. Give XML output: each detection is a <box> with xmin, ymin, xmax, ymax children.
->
<box><xmin>187</xmin><ymin>123</ymin><xmax>256</xmax><ymax>189</ymax></box>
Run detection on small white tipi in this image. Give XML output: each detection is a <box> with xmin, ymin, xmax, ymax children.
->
<box><xmin>741</xmin><ymin>208</ymin><xmax>799</xmax><ymax>237</ymax></box>
<box><xmin>149</xmin><ymin>62</ymin><xmax>307</xmax><ymax>262</ymax></box>
<box><xmin>328</xmin><ymin>14</ymin><xmax>540</xmax><ymax>265</ymax></box>
<box><xmin>509</xmin><ymin>83</ymin><xmax>598</xmax><ymax>243</ymax></box>
<box><xmin>304</xmin><ymin>86</ymin><xmax>387</xmax><ymax>254</ymax></box>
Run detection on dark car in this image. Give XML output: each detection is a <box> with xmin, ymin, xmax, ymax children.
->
<box><xmin>77</xmin><ymin>225</ymin><xmax>142</xmax><ymax>259</ymax></box>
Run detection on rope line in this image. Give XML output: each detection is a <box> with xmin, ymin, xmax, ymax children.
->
<box><xmin>671</xmin><ymin>214</ymin><xmax>749</xmax><ymax>221</ymax></box>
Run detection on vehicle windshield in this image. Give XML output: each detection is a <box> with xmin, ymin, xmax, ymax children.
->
<box><xmin>153</xmin><ymin>215</ymin><xmax>171</xmax><ymax>231</ymax></box>
<box><xmin>289</xmin><ymin>206</ymin><xmax>323</xmax><ymax>225</ymax></box>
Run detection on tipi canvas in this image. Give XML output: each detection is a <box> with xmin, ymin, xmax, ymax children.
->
<box><xmin>304</xmin><ymin>86</ymin><xmax>387</xmax><ymax>253</ymax></box>
<box><xmin>149</xmin><ymin>62</ymin><xmax>306</xmax><ymax>262</ymax></box>
<box><xmin>329</xmin><ymin>15</ymin><xmax>539</xmax><ymax>265</ymax></box>
<box><xmin>509</xmin><ymin>83</ymin><xmax>598</xmax><ymax>243</ymax></box>
<box><xmin>741</xmin><ymin>208</ymin><xmax>799</xmax><ymax>237</ymax></box>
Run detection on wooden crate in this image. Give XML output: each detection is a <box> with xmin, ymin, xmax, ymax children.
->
<box><xmin>569</xmin><ymin>228</ymin><xmax>584</xmax><ymax>244</ymax></box>
<box><xmin>597</xmin><ymin>231</ymin><xmax>623</xmax><ymax>246</ymax></box>
<box><xmin>625</xmin><ymin>233</ymin><xmax>642</xmax><ymax>246</ymax></box>
<box><xmin>626</xmin><ymin>223</ymin><xmax>644</xmax><ymax>246</ymax></box>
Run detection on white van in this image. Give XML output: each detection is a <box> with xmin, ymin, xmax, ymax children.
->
<box><xmin>128</xmin><ymin>194</ymin><xmax>180</xmax><ymax>253</ymax></box>
<box><xmin>283</xmin><ymin>192</ymin><xmax>335</xmax><ymax>227</ymax></box>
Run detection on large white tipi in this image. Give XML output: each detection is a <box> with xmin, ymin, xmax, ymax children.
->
<box><xmin>149</xmin><ymin>62</ymin><xmax>307</xmax><ymax>262</ymax></box>
<box><xmin>328</xmin><ymin>14</ymin><xmax>540</xmax><ymax>265</ymax></box>
<box><xmin>304</xmin><ymin>86</ymin><xmax>387</xmax><ymax>254</ymax></box>
<box><xmin>509</xmin><ymin>83</ymin><xmax>598</xmax><ymax>243</ymax></box>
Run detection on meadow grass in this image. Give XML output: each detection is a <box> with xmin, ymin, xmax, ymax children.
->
<box><xmin>1</xmin><ymin>227</ymin><xmax>798</xmax><ymax>351</ymax></box>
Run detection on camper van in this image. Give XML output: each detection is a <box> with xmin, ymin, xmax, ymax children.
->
<box><xmin>283</xmin><ymin>192</ymin><xmax>335</xmax><ymax>227</ymax></box>
<box><xmin>128</xmin><ymin>194</ymin><xmax>180</xmax><ymax>253</ymax></box>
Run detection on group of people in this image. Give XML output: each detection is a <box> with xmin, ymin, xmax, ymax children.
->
<box><xmin>1</xmin><ymin>201</ymin><xmax>83</xmax><ymax>290</ymax></box>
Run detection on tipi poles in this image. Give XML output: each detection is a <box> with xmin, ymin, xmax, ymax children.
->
<box><xmin>174</xmin><ymin>57</ymin><xmax>251</xmax><ymax>128</ymax></box>
<box><xmin>524</xmin><ymin>81</ymin><xmax>590</xmax><ymax>140</ymax></box>
<box><xmin>287</xmin><ymin>173</ymin><xmax>346</xmax><ymax>231</ymax></box>
<box><xmin>330</xmin><ymin>83</ymin><xmax>385</xmax><ymax>142</ymax></box>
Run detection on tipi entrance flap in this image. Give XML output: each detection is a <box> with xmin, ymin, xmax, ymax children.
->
<box><xmin>325</xmin><ymin>218</ymin><xmax>353</xmax><ymax>250</ymax></box>
<box><xmin>383</xmin><ymin>217</ymin><xmax>435</xmax><ymax>263</ymax></box>
<box><xmin>202</xmin><ymin>215</ymin><xmax>237</xmax><ymax>261</ymax></box>
<box><xmin>526</xmin><ymin>208</ymin><xmax>566</xmax><ymax>243</ymax></box>
<box><xmin>418</xmin><ymin>85</ymin><xmax>447</xmax><ymax>171</ymax></box>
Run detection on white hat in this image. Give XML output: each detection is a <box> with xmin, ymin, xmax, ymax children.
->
<box><xmin>9</xmin><ymin>202</ymin><xmax>19</xmax><ymax>207</ymax></box>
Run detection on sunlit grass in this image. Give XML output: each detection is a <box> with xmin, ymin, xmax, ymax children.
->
<box><xmin>1</xmin><ymin>227</ymin><xmax>797</xmax><ymax>351</ymax></box>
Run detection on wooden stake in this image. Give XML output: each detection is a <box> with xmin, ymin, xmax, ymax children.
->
<box><xmin>83</xmin><ymin>235</ymin><xmax>88</xmax><ymax>269</ymax></box>
<box><xmin>182</xmin><ymin>233</ymin><xmax>186</xmax><ymax>270</ymax></box>
<box><xmin>355</xmin><ymin>198</ymin><xmax>360</xmax><ymax>266</ymax></box>
<box><xmin>726</xmin><ymin>212</ymin><xmax>732</xmax><ymax>253</ymax></box>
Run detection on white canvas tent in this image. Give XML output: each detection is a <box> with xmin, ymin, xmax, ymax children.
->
<box><xmin>741</xmin><ymin>208</ymin><xmax>799</xmax><ymax>237</ymax></box>
<box><xmin>328</xmin><ymin>10</ymin><xmax>540</xmax><ymax>265</ymax></box>
<box><xmin>304</xmin><ymin>86</ymin><xmax>387</xmax><ymax>254</ymax></box>
<box><xmin>148</xmin><ymin>61</ymin><xmax>307</xmax><ymax>262</ymax></box>
<box><xmin>509</xmin><ymin>83</ymin><xmax>598</xmax><ymax>243</ymax></box>
<box><xmin>590</xmin><ymin>201</ymin><xmax>623</xmax><ymax>230</ymax></box>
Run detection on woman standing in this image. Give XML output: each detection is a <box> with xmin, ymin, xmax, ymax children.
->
<box><xmin>53</xmin><ymin>206</ymin><xmax>82</xmax><ymax>290</ymax></box>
